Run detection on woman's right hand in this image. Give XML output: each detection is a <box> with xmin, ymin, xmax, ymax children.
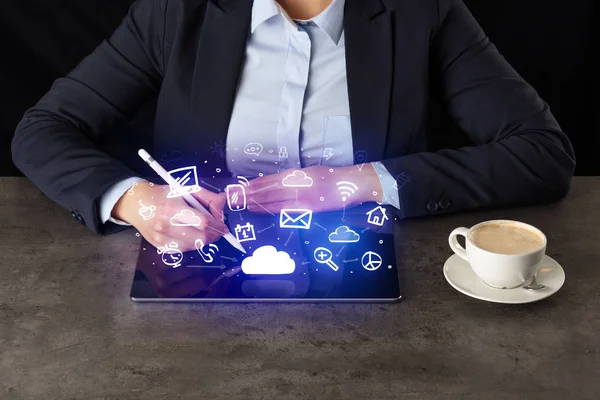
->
<box><xmin>111</xmin><ymin>180</ymin><xmax>228</xmax><ymax>252</ymax></box>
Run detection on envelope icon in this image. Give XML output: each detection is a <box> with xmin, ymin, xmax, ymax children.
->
<box><xmin>280</xmin><ymin>209</ymin><xmax>313</xmax><ymax>229</ymax></box>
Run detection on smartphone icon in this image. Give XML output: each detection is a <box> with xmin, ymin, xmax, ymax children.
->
<box><xmin>226</xmin><ymin>184</ymin><xmax>247</xmax><ymax>211</ymax></box>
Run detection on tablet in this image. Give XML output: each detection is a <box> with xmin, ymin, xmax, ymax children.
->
<box><xmin>130</xmin><ymin>206</ymin><xmax>401</xmax><ymax>302</ymax></box>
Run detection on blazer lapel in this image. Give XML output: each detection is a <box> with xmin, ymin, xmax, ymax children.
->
<box><xmin>344</xmin><ymin>0</ymin><xmax>393</xmax><ymax>163</ymax></box>
<box><xmin>191</xmin><ymin>0</ymin><xmax>253</xmax><ymax>174</ymax></box>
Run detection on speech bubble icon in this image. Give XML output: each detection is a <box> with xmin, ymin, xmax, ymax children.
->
<box><xmin>244</xmin><ymin>142</ymin><xmax>263</xmax><ymax>156</ymax></box>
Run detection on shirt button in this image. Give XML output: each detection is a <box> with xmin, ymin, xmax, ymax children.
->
<box><xmin>439</xmin><ymin>199</ymin><xmax>451</xmax><ymax>209</ymax></box>
<box><xmin>426</xmin><ymin>200</ymin><xmax>439</xmax><ymax>212</ymax></box>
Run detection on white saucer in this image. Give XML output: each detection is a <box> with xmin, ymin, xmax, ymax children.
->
<box><xmin>443</xmin><ymin>254</ymin><xmax>565</xmax><ymax>304</ymax></box>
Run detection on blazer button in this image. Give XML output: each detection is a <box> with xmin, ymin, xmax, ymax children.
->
<box><xmin>439</xmin><ymin>198</ymin><xmax>451</xmax><ymax>209</ymax></box>
<box><xmin>426</xmin><ymin>200</ymin><xmax>439</xmax><ymax>212</ymax></box>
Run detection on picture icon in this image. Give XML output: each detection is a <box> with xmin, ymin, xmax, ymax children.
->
<box><xmin>336</xmin><ymin>181</ymin><xmax>358</xmax><ymax>202</ymax></box>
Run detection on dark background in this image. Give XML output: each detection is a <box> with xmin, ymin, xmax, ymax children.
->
<box><xmin>0</xmin><ymin>0</ymin><xmax>597</xmax><ymax>177</ymax></box>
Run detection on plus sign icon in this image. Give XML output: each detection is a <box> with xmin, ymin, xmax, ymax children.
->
<box><xmin>313</xmin><ymin>247</ymin><xmax>340</xmax><ymax>271</ymax></box>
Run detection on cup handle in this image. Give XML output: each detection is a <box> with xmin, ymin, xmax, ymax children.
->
<box><xmin>448</xmin><ymin>227</ymin><xmax>469</xmax><ymax>262</ymax></box>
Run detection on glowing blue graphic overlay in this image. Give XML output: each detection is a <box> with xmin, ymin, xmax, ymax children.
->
<box><xmin>366</xmin><ymin>205</ymin><xmax>389</xmax><ymax>226</ymax></box>
<box><xmin>361</xmin><ymin>251</ymin><xmax>382</xmax><ymax>271</ymax></box>
<box><xmin>244</xmin><ymin>142</ymin><xmax>263</xmax><ymax>156</ymax></box>
<box><xmin>211</xmin><ymin>141</ymin><xmax>226</xmax><ymax>158</ymax></box>
<box><xmin>234</xmin><ymin>222</ymin><xmax>257</xmax><ymax>242</ymax></box>
<box><xmin>157</xmin><ymin>241</ymin><xmax>184</xmax><ymax>268</ymax></box>
<box><xmin>393</xmin><ymin>172</ymin><xmax>411</xmax><ymax>190</ymax></box>
<box><xmin>241</xmin><ymin>245</ymin><xmax>295</xmax><ymax>275</ymax></box>
<box><xmin>354</xmin><ymin>150</ymin><xmax>368</xmax><ymax>164</ymax></box>
<box><xmin>279</xmin><ymin>209</ymin><xmax>313</xmax><ymax>229</ymax></box>
<box><xmin>336</xmin><ymin>181</ymin><xmax>358</xmax><ymax>202</ymax></box>
<box><xmin>194</xmin><ymin>239</ymin><xmax>219</xmax><ymax>263</ymax></box>
<box><xmin>170</xmin><ymin>209</ymin><xmax>202</xmax><ymax>227</ymax></box>
<box><xmin>166</xmin><ymin>166</ymin><xmax>202</xmax><ymax>198</ymax></box>
<box><xmin>313</xmin><ymin>247</ymin><xmax>340</xmax><ymax>271</ymax></box>
<box><xmin>282</xmin><ymin>170</ymin><xmax>314</xmax><ymax>187</ymax></box>
<box><xmin>226</xmin><ymin>183</ymin><xmax>247</xmax><ymax>211</ymax></box>
<box><xmin>323</xmin><ymin>147</ymin><xmax>333</xmax><ymax>161</ymax></box>
<box><xmin>328</xmin><ymin>226</ymin><xmax>360</xmax><ymax>243</ymax></box>
<box><xmin>159</xmin><ymin>149</ymin><xmax>182</xmax><ymax>164</ymax></box>
<box><xmin>278</xmin><ymin>146</ymin><xmax>288</xmax><ymax>158</ymax></box>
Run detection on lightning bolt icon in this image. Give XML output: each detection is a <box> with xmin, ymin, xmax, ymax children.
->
<box><xmin>323</xmin><ymin>148</ymin><xmax>333</xmax><ymax>161</ymax></box>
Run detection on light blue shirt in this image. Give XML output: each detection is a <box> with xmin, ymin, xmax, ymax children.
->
<box><xmin>100</xmin><ymin>0</ymin><xmax>399</xmax><ymax>225</ymax></box>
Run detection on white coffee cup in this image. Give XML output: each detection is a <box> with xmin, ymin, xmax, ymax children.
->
<box><xmin>448</xmin><ymin>220</ymin><xmax>547</xmax><ymax>289</ymax></box>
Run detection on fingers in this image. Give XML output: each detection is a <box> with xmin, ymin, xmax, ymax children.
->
<box><xmin>247</xmin><ymin>201</ymin><xmax>289</xmax><ymax>214</ymax></box>
<box><xmin>247</xmin><ymin>171</ymin><xmax>287</xmax><ymax>191</ymax></box>
<box><xmin>143</xmin><ymin>204</ymin><xmax>227</xmax><ymax>252</ymax></box>
<box><xmin>209</xmin><ymin>192</ymin><xmax>227</xmax><ymax>222</ymax></box>
<box><xmin>246</xmin><ymin>187</ymin><xmax>296</xmax><ymax>205</ymax></box>
<box><xmin>191</xmin><ymin>187</ymin><xmax>226</xmax><ymax>220</ymax></box>
<box><xmin>163</xmin><ymin>201</ymin><xmax>227</xmax><ymax>234</ymax></box>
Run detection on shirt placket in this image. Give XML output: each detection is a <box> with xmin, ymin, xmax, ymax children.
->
<box><xmin>276</xmin><ymin>21</ymin><xmax>311</xmax><ymax>170</ymax></box>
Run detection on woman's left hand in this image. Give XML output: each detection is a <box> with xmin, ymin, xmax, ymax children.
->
<box><xmin>245</xmin><ymin>164</ymin><xmax>384</xmax><ymax>214</ymax></box>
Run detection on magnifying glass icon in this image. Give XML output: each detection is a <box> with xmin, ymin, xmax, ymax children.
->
<box><xmin>314</xmin><ymin>247</ymin><xmax>340</xmax><ymax>271</ymax></box>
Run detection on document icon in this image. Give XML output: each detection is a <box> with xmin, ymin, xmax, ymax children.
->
<box><xmin>279</xmin><ymin>209</ymin><xmax>313</xmax><ymax>229</ymax></box>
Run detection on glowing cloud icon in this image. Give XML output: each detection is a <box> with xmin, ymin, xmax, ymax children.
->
<box><xmin>328</xmin><ymin>226</ymin><xmax>360</xmax><ymax>243</ymax></box>
<box><xmin>282</xmin><ymin>170</ymin><xmax>314</xmax><ymax>187</ymax></box>
<box><xmin>170</xmin><ymin>209</ymin><xmax>202</xmax><ymax>227</ymax></box>
<box><xmin>241</xmin><ymin>245</ymin><xmax>296</xmax><ymax>275</ymax></box>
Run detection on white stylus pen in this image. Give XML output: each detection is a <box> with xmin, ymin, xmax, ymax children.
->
<box><xmin>138</xmin><ymin>149</ymin><xmax>246</xmax><ymax>254</ymax></box>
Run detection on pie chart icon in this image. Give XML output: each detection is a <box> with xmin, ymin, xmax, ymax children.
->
<box><xmin>361</xmin><ymin>251</ymin><xmax>382</xmax><ymax>271</ymax></box>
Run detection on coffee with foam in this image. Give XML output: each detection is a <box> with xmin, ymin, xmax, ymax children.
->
<box><xmin>468</xmin><ymin>221</ymin><xmax>545</xmax><ymax>255</ymax></box>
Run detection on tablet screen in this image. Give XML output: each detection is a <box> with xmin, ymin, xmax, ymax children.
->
<box><xmin>130</xmin><ymin>207</ymin><xmax>401</xmax><ymax>301</ymax></box>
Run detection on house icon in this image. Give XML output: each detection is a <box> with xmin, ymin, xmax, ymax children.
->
<box><xmin>366</xmin><ymin>206</ymin><xmax>389</xmax><ymax>226</ymax></box>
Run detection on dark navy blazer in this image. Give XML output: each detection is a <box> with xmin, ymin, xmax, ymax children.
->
<box><xmin>12</xmin><ymin>0</ymin><xmax>576</xmax><ymax>235</ymax></box>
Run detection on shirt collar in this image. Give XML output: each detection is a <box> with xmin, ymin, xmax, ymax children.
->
<box><xmin>251</xmin><ymin>0</ymin><xmax>281</xmax><ymax>34</ymax></box>
<box><xmin>251</xmin><ymin>0</ymin><xmax>345</xmax><ymax>45</ymax></box>
<box><xmin>309</xmin><ymin>0</ymin><xmax>345</xmax><ymax>45</ymax></box>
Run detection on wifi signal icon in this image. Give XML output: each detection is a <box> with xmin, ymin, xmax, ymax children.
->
<box><xmin>336</xmin><ymin>181</ymin><xmax>358</xmax><ymax>202</ymax></box>
<box><xmin>237</xmin><ymin>176</ymin><xmax>249</xmax><ymax>186</ymax></box>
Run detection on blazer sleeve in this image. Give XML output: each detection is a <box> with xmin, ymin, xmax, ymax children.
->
<box><xmin>11</xmin><ymin>0</ymin><xmax>166</xmax><ymax>235</ymax></box>
<box><xmin>380</xmin><ymin>0</ymin><xmax>576</xmax><ymax>219</ymax></box>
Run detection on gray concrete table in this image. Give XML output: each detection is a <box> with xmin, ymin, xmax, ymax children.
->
<box><xmin>1</xmin><ymin>177</ymin><xmax>599</xmax><ymax>400</ymax></box>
